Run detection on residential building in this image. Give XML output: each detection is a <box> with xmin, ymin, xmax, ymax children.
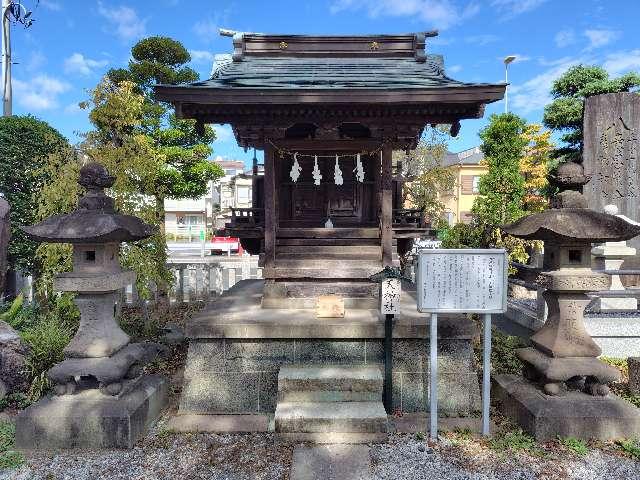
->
<box><xmin>440</xmin><ymin>146</ymin><xmax>487</xmax><ymax>225</ymax></box>
<box><xmin>164</xmin><ymin>158</ymin><xmax>257</xmax><ymax>238</ymax></box>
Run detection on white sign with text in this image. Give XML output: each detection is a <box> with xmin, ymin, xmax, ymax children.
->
<box><xmin>416</xmin><ymin>249</ymin><xmax>508</xmax><ymax>314</ymax></box>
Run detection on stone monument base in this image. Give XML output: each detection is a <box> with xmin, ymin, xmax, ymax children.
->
<box><xmin>494</xmin><ymin>374</ymin><xmax>640</xmax><ymax>441</ymax></box>
<box><xmin>16</xmin><ymin>375</ymin><xmax>168</xmax><ymax>450</ymax></box>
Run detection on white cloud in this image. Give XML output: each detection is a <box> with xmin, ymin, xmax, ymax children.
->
<box><xmin>189</xmin><ymin>49</ymin><xmax>215</xmax><ymax>64</ymax></box>
<box><xmin>13</xmin><ymin>74</ymin><xmax>71</xmax><ymax>111</ymax></box>
<box><xmin>584</xmin><ymin>29</ymin><xmax>620</xmax><ymax>50</ymax></box>
<box><xmin>64</xmin><ymin>53</ymin><xmax>108</xmax><ymax>76</ymax></box>
<box><xmin>25</xmin><ymin>51</ymin><xmax>45</xmax><ymax>72</ymax></box>
<box><xmin>509</xmin><ymin>57</ymin><xmax>584</xmax><ymax>114</ymax></box>
<box><xmin>329</xmin><ymin>0</ymin><xmax>480</xmax><ymax>30</ymax></box>
<box><xmin>602</xmin><ymin>49</ymin><xmax>640</xmax><ymax>76</ymax></box>
<box><xmin>448</xmin><ymin>64</ymin><xmax>462</xmax><ymax>73</ymax></box>
<box><xmin>97</xmin><ymin>1</ymin><xmax>146</xmax><ymax>41</ymax></box>
<box><xmin>490</xmin><ymin>0</ymin><xmax>547</xmax><ymax>18</ymax></box>
<box><xmin>194</xmin><ymin>19</ymin><xmax>219</xmax><ymax>42</ymax></box>
<box><xmin>554</xmin><ymin>29</ymin><xmax>575</xmax><ymax>48</ymax></box>
<box><xmin>40</xmin><ymin>0</ymin><xmax>61</xmax><ymax>11</ymax></box>
<box><xmin>64</xmin><ymin>102</ymin><xmax>83</xmax><ymax>115</ymax></box>
<box><xmin>465</xmin><ymin>34</ymin><xmax>499</xmax><ymax>46</ymax></box>
<box><xmin>213</xmin><ymin>124</ymin><xmax>234</xmax><ymax>142</ymax></box>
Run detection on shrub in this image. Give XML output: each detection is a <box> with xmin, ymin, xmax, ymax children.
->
<box><xmin>0</xmin><ymin>421</ymin><xmax>23</xmax><ymax>469</ymax></box>
<box><xmin>20</xmin><ymin>315</ymin><xmax>72</xmax><ymax>399</ymax></box>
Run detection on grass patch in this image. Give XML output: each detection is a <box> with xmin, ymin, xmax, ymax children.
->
<box><xmin>473</xmin><ymin>322</ymin><xmax>528</xmax><ymax>375</ymax></box>
<box><xmin>558</xmin><ymin>436</ymin><xmax>589</xmax><ymax>456</ymax></box>
<box><xmin>0</xmin><ymin>421</ymin><xmax>24</xmax><ymax>470</ymax></box>
<box><xmin>616</xmin><ymin>439</ymin><xmax>640</xmax><ymax>460</ymax></box>
<box><xmin>489</xmin><ymin>428</ymin><xmax>543</xmax><ymax>456</ymax></box>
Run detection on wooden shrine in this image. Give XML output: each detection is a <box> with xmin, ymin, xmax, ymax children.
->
<box><xmin>155</xmin><ymin>31</ymin><xmax>504</xmax><ymax>307</ymax></box>
<box><xmin>154</xmin><ymin>31</ymin><xmax>505</xmax><ymax>438</ymax></box>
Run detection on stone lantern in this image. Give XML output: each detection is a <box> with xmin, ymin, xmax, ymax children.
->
<box><xmin>16</xmin><ymin>162</ymin><xmax>168</xmax><ymax>449</ymax></box>
<box><xmin>497</xmin><ymin>160</ymin><xmax>640</xmax><ymax>440</ymax></box>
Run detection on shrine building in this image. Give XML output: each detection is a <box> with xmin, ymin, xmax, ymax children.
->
<box><xmin>155</xmin><ymin>31</ymin><xmax>504</xmax><ymax>442</ymax></box>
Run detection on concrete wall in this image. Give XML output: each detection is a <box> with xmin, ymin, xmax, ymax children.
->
<box><xmin>179</xmin><ymin>337</ymin><xmax>481</xmax><ymax>416</ymax></box>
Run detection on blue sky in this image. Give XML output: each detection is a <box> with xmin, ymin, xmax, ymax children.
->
<box><xmin>8</xmin><ymin>0</ymin><xmax>640</xmax><ymax>167</ymax></box>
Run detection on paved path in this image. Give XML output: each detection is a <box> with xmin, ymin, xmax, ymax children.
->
<box><xmin>290</xmin><ymin>445</ymin><xmax>371</xmax><ymax>480</ymax></box>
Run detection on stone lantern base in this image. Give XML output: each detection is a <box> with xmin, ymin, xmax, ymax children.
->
<box><xmin>15</xmin><ymin>375</ymin><xmax>168</xmax><ymax>450</ymax></box>
<box><xmin>494</xmin><ymin>374</ymin><xmax>640</xmax><ymax>441</ymax></box>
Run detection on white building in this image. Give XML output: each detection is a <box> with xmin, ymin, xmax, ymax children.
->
<box><xmin>164</xmin><ymin>159</ymin><xmax>255</xmax><ymax>238</ymax></box>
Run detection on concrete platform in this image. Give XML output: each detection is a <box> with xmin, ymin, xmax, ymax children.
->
<box><xmin>180</xmin><ymin>280</ymin><xmax>481</xmax><ymax>417</ymax></box>
<box><xmin>494</xmin><ymin>374</ymin><xmax>640</xmax><ymax>441</ymax></box>
<box><xmin>187</xmin><ymin>280</ymin><xmax>474</xmax><ymax>340</ymax></box>
<box><xmin>16</xmin><ymin>375</ymin><xmax>168</xmax><ymax>450</ymax></box>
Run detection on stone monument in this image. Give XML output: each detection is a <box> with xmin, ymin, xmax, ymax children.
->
<box><xmin>591</xmin><ymin>204</ymin><xmax>638</xmax><ymax>311</ymax></box>
<box><xmin>16</xmin><ymin>162</ymin><xmax>168</xmax><ymax>449</ymax></box>
<box><xmin>584</xmin><ymin>92</ymin><xmax>640</xmax><ymax>249</ymax></box>
<box><xmin>495</xmin><ymin>160</ymin><xmax>640</xmax><ymax>441</ymax></box>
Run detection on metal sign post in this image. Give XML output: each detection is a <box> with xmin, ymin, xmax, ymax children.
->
<box><xmin>416</xmin><ymin>249</ymin><xmax>507</xmax><ymax>440</ymax></box>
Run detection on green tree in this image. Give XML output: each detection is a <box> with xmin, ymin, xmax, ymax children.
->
<box><xmin>0</xmin><ymin>116</ymin><xmax>68</xmax><ymax>275</ymax></box>
<box><xmin>543</xmin><ymin>65</ymin><xmax>640</xmax><ymax>162</ymax></box>
<box><xmin>472</xmin><ymin>113</ymin><xmax>527</xmax><ymax>231</ymax></box>
<box><xmin>396</xmin><ymin>127</ymin><xmax>456</xmax><ymax>225</ymax></box>
<box><xmin>106</xmin><ymin>36</ymin><xmax>224</xmax><ymax>233</ymax></box>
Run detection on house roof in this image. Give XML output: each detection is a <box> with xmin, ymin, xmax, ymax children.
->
<box><xmin>443</xmin><ymin>147</ymin><xmax>484</xmax><ymax>167</ymax></box>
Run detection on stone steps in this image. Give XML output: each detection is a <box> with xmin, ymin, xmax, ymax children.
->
<box><xmin>275</xmin><ymin>365</ymin><xmax>388</xmax><ymax>443</ymax></box>
<box><xmin>275</xmin><ymin>401</ymin><xmax>388</xmax><ymax>433</ymax></box>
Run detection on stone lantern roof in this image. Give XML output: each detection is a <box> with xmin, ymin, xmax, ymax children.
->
<box><xmin>503</xmin><ymin>208</ymin><xmax>640</xmax><ymax>243</ymax></box>
<box><xmin>22</xmin><ymin>162</ymin><xmax>154</xmax><ymax>244</ymax></box>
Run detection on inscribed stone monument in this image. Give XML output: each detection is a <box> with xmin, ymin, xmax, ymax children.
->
<box><xmin>584</xmin><ymin>93</ymin><xmax>640</xmax><ymax>241</ymax></box>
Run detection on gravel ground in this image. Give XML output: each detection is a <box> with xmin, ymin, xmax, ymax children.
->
<box><xmin>369</xmin><ymin>435</ymin><xmax>640</xmax><ymax>480</ymax></box>
<box><xmin>3</xmin><ymin>430</ymin><xmax>638</xmax><ymax>480</ymax></box>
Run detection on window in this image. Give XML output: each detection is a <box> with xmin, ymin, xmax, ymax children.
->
<box><xmin>225</xmin><ymin>168</ymin><xmax>237</xmax><ymax>176</ymax></box>
<box><xmin>237</xmin><ymin>186</ymin><xmax>250</xmax><ymax>203</ymax></box>
<box><xmin>461</xmin><ymin>175</ymin><xmax>481</xmax><ymax>194</ymax></box>
<box><xmin>472</xmin><ymin>176</ymin><xmax>480</xmax><ymax>193</ymax></box>
<box><xmin>185</xmin><ymin>214</ymin><xmax>203</xmax><ymax>225</ymax></box>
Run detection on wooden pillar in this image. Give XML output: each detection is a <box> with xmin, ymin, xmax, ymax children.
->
<box><xmin>263</xmin><ymin>143</ymin><xmax>277</xmax><ymax>269</ymax></box>
<box><xmin>381</xmin><ymin>146</ymin><xmax>393</xmax><ymax>266</ymax></box>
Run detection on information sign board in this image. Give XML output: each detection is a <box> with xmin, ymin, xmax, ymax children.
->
<box><xmin>416</xmin><ymin>249</ymin><xmax>508</xmax><ymax>314</ymax></box>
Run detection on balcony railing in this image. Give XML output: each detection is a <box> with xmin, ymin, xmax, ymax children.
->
<box><xmin>392</xmin><ymin>208</ymin><xmax>425</xmax><ymax>228</ymax></box>
<box><xmin>228</xmin><ymin>208</ymin><xmax>265</xmax><ymax>228</ymax></box>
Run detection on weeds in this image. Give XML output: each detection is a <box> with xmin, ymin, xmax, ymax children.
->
<box><xmin>616</xmin><ymin>439</ymin><xmax>640</xmax><ymax>460</ymax></box>
<box><xmin>558</xmin><ymin>436</ymin><xmax>589</xmax><ymax>456</ymax></box>
<box><xmin>0</xmin><ymin>421</ymin><xmax>24</xmax><ymax>469</ymax></box>
<box><xmin>489</xmin><ymin>428</ymin><xmax>541</xmax><ymax>455</ymax></box>
<box><xmin>0</xmin><ymin>393</ymin><xmax>29</xmax><ymax>411</ymax></box>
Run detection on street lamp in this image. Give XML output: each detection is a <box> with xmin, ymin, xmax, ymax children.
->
<box><xmin>503</xmin><ymin>55</ymin><xmax>516</xmax><ymax>114</ymax></box>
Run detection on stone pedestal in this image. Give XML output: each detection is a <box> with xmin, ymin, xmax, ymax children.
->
<box><xmin>592</xmin><ymin>241</ymin><xmax>638</xmax><ymax>311</ymax></box>
<box><xmin>494</xmin><ymin>374</ymin><xmax>640</xmax><ymax>441</ymax></box>
<box><xmin>16</xmin><ymin>375</ymin><xmax>168</xmax><ymax>449</ymax></box>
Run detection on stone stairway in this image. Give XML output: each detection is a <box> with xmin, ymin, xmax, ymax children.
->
<box><xmin>274</xmin><ymin>365</ymin><xmax>388</xmax><ymax>444</ymax></box>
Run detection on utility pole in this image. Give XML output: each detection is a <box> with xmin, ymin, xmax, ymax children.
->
<box><xmin>2</xmin><ymin>1</ymin><xmax>36</xmax><ymax>117</ymax></box>
<box><xmin>2</xmin><ymin>0</ymin><xmax>11</xmax><ymax>116</ymax></box>
<box><xmin>503</xmin><ymin>55</ymin><xmax>516</xmax><ymax>114</ymax></box>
